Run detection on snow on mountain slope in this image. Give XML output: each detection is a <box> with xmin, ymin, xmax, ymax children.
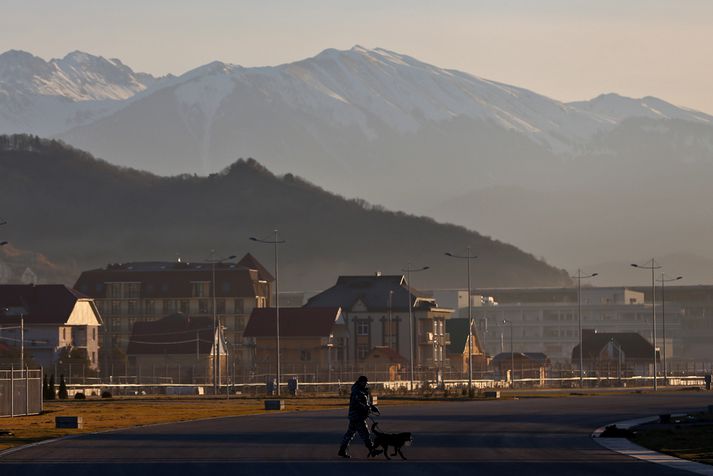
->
<box><xmin>0</xmin><ymin>50</ymin><xmax>163</xmax><ymax>135</ymax></box>
<box><xmin>164</xmin><ymin>46</ymin><xmax>611</xmax><ymax>149</ymax></box>
<box><xmin>5</xmin><ymin>46</ymin><xmax>713</xmax><ymax>159</ymax></box>
<box><xmin>569</xmin><ymin>93</ymin><xmax>713</xmax><ymax>125</ymax></box>
<box><xmin>123</xmin><ymin>46</ymin><xmax>712</xmax><ymax>156</ymax></box>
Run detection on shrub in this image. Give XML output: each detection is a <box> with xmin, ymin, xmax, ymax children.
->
<box><xmin>101</xmin><ymin>391</ymin><xmax>112</xmax><ymax>399</ymax></box>
<box><xmin>47</xmin><ymin>375</ymin><xmax>56</xmax><ymax>400</ymax></box>
<box><xmin>74</xmin><ymin>392</ymin><xmax>86</xmax><ymax>400</ymax></box>
<box><xmin>58</xmin><ymin>375</ymin><xmax>68</xmax><ymax>399</ymax></box>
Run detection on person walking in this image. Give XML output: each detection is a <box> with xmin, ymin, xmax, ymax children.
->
<box><xmin>338</xmin><ymin>375</ymin><xmax>383</xmax><ymax>458</ymax></box>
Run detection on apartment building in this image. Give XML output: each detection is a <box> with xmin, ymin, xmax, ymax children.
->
<box><xmin>74</xmin><ymin>253</ymin><xmax>271</xmax><ymax>374</ymax></box>
<box><xmin>437</xmin><ymin>287</ymin><xmax>680</xmax><ymax>366</ymax></box>
<box><xmin>304</xmin><ymin>274</ymin><xmax>453</xmax><ymax>378</ymax></box>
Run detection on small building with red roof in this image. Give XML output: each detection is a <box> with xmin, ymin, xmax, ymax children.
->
<box><xmin>126</xmin><ymin>313</ymin><xmax>227</xmax><ymax>385</ymax></box>
<box><xmin>243</xmin><ymin>307</ymin><xmax>344</xmax><ymax>380</ymax></box>
<box><xmin>0</xmin><ymin>284</ymin><xmax>102</xmax><ymax>372</ymax></box>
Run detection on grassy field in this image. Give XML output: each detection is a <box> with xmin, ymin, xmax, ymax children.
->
<box><xmin>0</xmin><ymin>395</ymin><xmax>420</xmax><ymax>452</ymax></box>
<box><xmin>632</xmin><ymin>412</ymin><xmax>713</xmax><ymax>466</ymax></box>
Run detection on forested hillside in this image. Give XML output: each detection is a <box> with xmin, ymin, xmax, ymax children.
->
<box><xmin>0</xmin><ymin>135</ymin><xmax>570</xmax><ymax>291</ymax></box>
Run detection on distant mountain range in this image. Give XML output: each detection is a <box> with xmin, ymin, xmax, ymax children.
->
<box><xmin>0</xmin><ymin>135</ymin><xmax>570</xmax><ymax>290</ymax></box>
<box><xmin>2</xmin><ymin>47</ymin><xmax>713</xmax><ymax>279</ymax></box>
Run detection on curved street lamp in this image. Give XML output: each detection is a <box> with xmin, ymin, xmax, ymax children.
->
<box><xmin>250</xmin><ymin>229</ymin><xmax>286</xmax><ymax>396</ymax></box>
<box><xmin>631</xmin><ymin>259</ymin><xmax>663</xmax><ymax>391</ymax></box>
<box><xmin>570</xmin><ymin>269</ymin><xmax>598</xmax><ymax>388</ymax></box>
<box><xmin>657</xmin><ymin>273</ymin><xmax>682</xmax><ymax>382</ymax></box>
<box><xmin>401</xmin><ymin>264</ymin><xmax>429</xmax><ymax>391</ymax></box>
<box><xmin>445</xmin><ymin>248</ymin><xmax>477</xmax><ymax>393</ymax></box>
<box><xmin>207</xmin><ymin>251</ymin><xmax>236</xmax><ymax>392</ymax></box>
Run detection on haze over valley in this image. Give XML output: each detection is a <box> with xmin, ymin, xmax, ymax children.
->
<box><xmin>2</xmin><ymin>46</ymin><xmax>713</xmax><ymax>285</ymax></box>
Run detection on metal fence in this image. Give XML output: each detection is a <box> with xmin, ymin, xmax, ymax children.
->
<box><xmin>0</xmin><ymin>367</ymin><xmax>43</xmax><ymax>417</ymax></box>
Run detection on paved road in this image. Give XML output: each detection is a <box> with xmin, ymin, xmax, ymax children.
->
<box><xmin>1</xmin><ymin>392</ymin><xmax>712</xmax><ymax>475</ymax></box>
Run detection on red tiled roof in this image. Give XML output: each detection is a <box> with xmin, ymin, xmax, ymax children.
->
<box><xmin>0</xmin><ymin>284</ymin><xmax>86</xmax><ymax>325</ymax></box>
<box><xmin>126</xmin><ymin>313</ymin><xmax>215</xmax><ymax>355</ymax></box>
<box><xmin>74</xmin><ymin>256</ymin><xmax>266</xmax><ymax>299</ymax></box>
<box><xmin>572</xmin><ymin>330</ymin><xmax>655</xmax><ymax>361</ymax></box>
<box><xmin>238</xmin><ymin>253</ymin><xmax>274</xmax><ymax>282</ymax></box>
<box><xmin>304</xmin><ymin>275</ymin><xmax>436</xmax><ymax>312</ymax></box>
<box><xmin>244</xmin><ymin>307</ymin><xmax>341</xmax><ymax>338</ymax></box>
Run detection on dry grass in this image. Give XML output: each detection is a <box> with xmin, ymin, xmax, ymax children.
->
<box><xmin>0</xmin><ymin>395</ymin><xmax>417</xmax><ymax>452</ymax></box>
<box><xmin>632</xmin><ymin>412</ymin><xmax>713</xmax><ymax>466</ymax></box>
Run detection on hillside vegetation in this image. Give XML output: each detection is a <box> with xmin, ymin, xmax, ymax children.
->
<box><xmin>0</xmin><ymin>135</ymin><xmax>570</xmax><ymax>291</ymax></box>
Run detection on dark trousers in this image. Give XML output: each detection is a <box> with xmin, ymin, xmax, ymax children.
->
<box><xmin>340</xmin><ymin>418</ymin><xmax>372</xmax><ymax>449</ymax></box>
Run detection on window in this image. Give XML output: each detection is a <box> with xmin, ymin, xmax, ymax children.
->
<box><xmin>144</xmin><ymin>300</ymin><xmax>156</xmax><ymax>315</ymax></box>
<box><xmin>356</xmin><ymin>320</ymin><xmax>369</xmax><ymax>336</ymax></box>
<box><xmin>127</xmin><ymin>300</ymin><xmax>139</xmax><ymax>315</ymax></box>
<box><xmin>92</xmin><ymin>328</ymin><xmax>97</xmax><ymax>341</ymax></box>
<box><xmin>179</xmin><ymin>300</ymin><xmax>189</xmax><ymax>314</ymax></box>
<box><xmin>125</xmin><ymin>283</ymin><xmax>141</xmax><ymax>298</ymax></box>
<box><xmin>300</xmin><ymin>350</ymin><xmax>312</xmax><ymax>361</ymax></box>
<box><xmin>192</xmin><ymin>282</ymin><xmax>210</xmax><ymax>298</ymax></box>
<box><xmin>234</xmin><ymin>299</ymin><xmax>245</xmax><ymax>314</ymax></box>
<box><xmin>164</xmin><ymin>300</ymin><xmax>176</xmax><ymax>314</ymax></box>
<box><xmin>357</xmin><ymin>344</ymin><xmax>370</xmax><ymax>360</ymax></box>
<box><xmin>216</xmin><ymin>299</ymin><xmax>225</xmax><ymax>314</ymax></box>
<box><xmin>198</xmin><ymin>299</ymin><xmax>210</xmax><ymax>314</ymax></box>
<box><xmin>106</xmin><ymin>283</ymin><xmax>121</xmax><ymax>298</ymax></box>
<box><xmin>111</xmin><ymin>301</ymin><xmax>121</xmax><ymax>315</ymax></box>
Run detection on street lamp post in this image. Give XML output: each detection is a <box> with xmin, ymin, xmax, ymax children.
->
<box><xmin>631</xmin><ymin>259</ymin><xmax>662</xmax><ymax>391</ymax></box>
<box><xmin>250</xmin><ymin>229</ymin><xmax>285</xmax><ymax>396</ymax></box>
<box><xmin>209</xmin><ymin>252</ymin><xmax>236</xmax><ymax>393</ymax></box>
<box><xmin>401</xmin><ymin>264</ymin><xmax>429</xmax><ymax>391</ymax></box>
<box><xmin>445</xmin><ymin>248</ymin><xmax>478</xmax><ymax>393</ymax></box>
<box><xmin>657</xmin><ymin>273</ymin><xmax>682</xmax><ymax>382</ymax></box>
<box><xmin>503</xmin><ymin>319</ymin><xmax>514</xmax><ymax>387</ymax></box>
<box><xmin>570</xmin><ymin>269</ymin><xmax>598</xmax><ymax>388</ymax></box>
<box><xmin>387</xmin><ymin>290</ymin><xmax>394</xmax><ymax>349</ymax></box>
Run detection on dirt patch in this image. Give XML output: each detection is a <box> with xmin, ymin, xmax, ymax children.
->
<box><xmin>0</xmin><ymin>395</ymin><xmax>419</xmax><ymax>452</ymax></box>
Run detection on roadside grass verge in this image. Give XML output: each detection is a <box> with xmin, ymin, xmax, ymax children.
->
<box><xmin>632</xmin><ymin>412</ymin><xmax>713</xmax><ymax>466</ymax></box>
<box><xmin>0</xmin><ymin>395</ymin><xmax>419</xmax><ymax>452</ymax></box>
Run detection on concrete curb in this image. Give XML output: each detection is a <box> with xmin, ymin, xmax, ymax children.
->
<box><xmin>592</xmin><ymin>417</ymin><xmax>713</xmax><ymax>475</ymax></box>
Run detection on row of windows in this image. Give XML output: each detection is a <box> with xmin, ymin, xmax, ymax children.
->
<box><xmin>99</xmin><ymin>298</ymin><xmax>251</xmax><ymax>316</ymax></box>
<box><xmin>104</xmin><ymin>281</ymin><xmax>244</xmax><ymax>298</ymax></box>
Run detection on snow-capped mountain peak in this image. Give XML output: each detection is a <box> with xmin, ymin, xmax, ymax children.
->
<box><xmin>568</xmin><ymin>93</ymin><xmax>713</xmax><ymax>125</ymax></box>
<box><xmin>0</xmin><ymin>49</ymin><xmax>157</xmax><ymax>102</ymax></box>
<box><xmin>0</xmin><ymin>49</ymin><xmax>166</xmax><ymax>135</ymax></box>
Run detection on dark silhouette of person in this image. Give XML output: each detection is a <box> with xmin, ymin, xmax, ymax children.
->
<box><xmin>338</xmin><ymin>375</ymin><xmax>383</xmax><ymax>458</ymax></box>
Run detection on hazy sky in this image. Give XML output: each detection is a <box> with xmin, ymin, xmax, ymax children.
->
<box><xmin>3</xmin><ymin>0</ymin><xmax>713</xmax><ymax>112</ymax></box>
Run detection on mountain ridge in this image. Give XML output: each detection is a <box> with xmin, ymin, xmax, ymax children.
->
<box><xmin>0</xmin><ymin>134</ymin><xmax>571</xmax><ymax>290</ymax></box>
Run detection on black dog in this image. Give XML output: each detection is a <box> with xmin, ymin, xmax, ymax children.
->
<box><xmin>370</xmin><ymin>422</ymin><xmax>413</xmax><ymax>460</ymax></box>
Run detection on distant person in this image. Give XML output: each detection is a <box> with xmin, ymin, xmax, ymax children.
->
<box><xmin>338</xmin><ymin>375</ymin><xmax>383</xmax><ymax>458</ymax></box>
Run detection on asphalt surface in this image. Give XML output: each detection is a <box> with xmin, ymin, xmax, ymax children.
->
<box><xmin>1</xmin><ymin>391</ymin><xmax>712</xmax><ymax>476</ymax></box>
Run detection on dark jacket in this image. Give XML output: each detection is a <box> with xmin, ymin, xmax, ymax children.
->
<box><xmin>347</xmin><ymin>382</ymin><xmax>372</xmax><ymax>420</ymax></box>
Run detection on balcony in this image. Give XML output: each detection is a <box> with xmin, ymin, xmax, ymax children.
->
<box><xmin>420</xmin><ymin>332</ymin><xmax>450</xmax><ymax>345</ymax></box>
